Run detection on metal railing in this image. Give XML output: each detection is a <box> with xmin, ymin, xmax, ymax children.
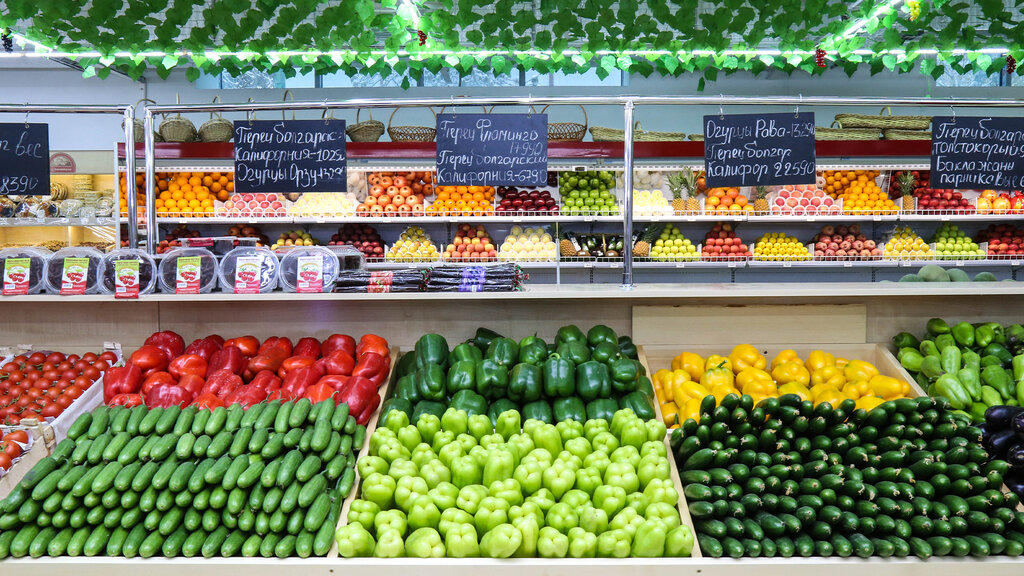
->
<box><xmin>0</xmin><ymin>103</ymin><xmax>138</xmax><ymax>248</ymax></box>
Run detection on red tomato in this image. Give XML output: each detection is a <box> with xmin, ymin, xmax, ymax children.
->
<box><xmin>66</xmin><ymin>354</ymin><xmax>80</xmax><ymax>364</ymax></box>
<box><xmin>55</xmin><ymin>379</ymin><xmax>71</xmax><ymax>390</ymax></box>
<box><xmin>45</xmin><ymin>388</ymin><xmax>61</xmax><ymax>400</ymax></box>
<box><xmin>1</xmin><ymin>440</ymin><xmax>23</xmax><ymax>459</ymax></box>
<box><xmin>12</xmin><ymin>355</ymin><xmax>27</xmax><ymax>364</ymax></box>
<box><xmin>7</xmin><ymin>372</ymin><xmax>23</xmax><ymax>384</ymax></box>
<box><xmin>42</xmin><ymin>369</ymin><xmax>60</xmax><ymax>381</ymax></box>
<box><xmin>64</xmin><ymin>386</ymin><xmax>84</xmax><ymax>399</ymax></box>
<box><xmin>25</xmin><ymin>388</ymin><xmax>42</xmax><ymax>400</ymax></box>
<box><xmin>40</xmin><ymin>404</ymin><xmax>62</xmax><ymax>418</ymax></box>
<box><xmin>0</xmin><ymin>453</ymin><xmax>12</xmax><ymax>471</ymax></box>
<box><xmin>8</xmin><ymin>384</ymin><xmax>25</xmax><ymax>397</ymax></box>
<box><xmin>2</xmin><ymin>362</ymin><xmax>19</xmax><ymax>372</ymax></box>
<box><xmin>92</xmin><ymin>360</ymin><xmax>109</xmax><ymax>372</ymax></box>
<box><xmin>55</xmin><ymin>395</ymin><xmax>74</xmax><ymax>408</ymax></box>
<box><xmin>15</xmin><ymin>396</ymin><xmax>32</xmax><ymax>408</ymax></box>
<box><xmin>82</xmin><ymin>352</ymin><xmax>98</xmax><ymax>363</ymax></box>
<box><xmin>82</xmin><ymin>366</ymin><xmax>101</xmax><ymax>382</ymax></box>
<box><xmin>61</xmin><ymin>369</ymin><xmax>77</xmax><ymax>381</ymax></box>
<box><xmin>40</xmin><ymin>362</ymin><xmax>56</xmax><ymax>372</ymax></box>
<box><xmin>74</xmin><ymin>376</ymin><xmax>94</xmax><ymax>390</ymax></box>
<box><xmin>5</xmin><ymin>430</ymin><xmax>27</xmax><ymax>444</ymax></box>
<box><xmin>99</xmin><ymin>351</ymin><xmax>118</xmax><ymax>363</ymax></box>
<box><xmin>27</xmin><ymin>352</ymin><xmax>46</xmax><ymax>365</ymax></box>
<box><xmin>73</xmin><ymin>360</ymin><xmax>90</xmax><ymax>372</ymax></box>
<box><xmin>45</xmin><ymin>352</ymin><xmax>66</xmax><ymax>364</ymax></box>
<box><xmin>56</xmin><ymin>361</ymin><xmax>72</xmax><ymax>371</ymax></box>
<box><xmin>25</xmin><ymin>371</ymin><xmax>40</xmax><ymax>382</ymax></box>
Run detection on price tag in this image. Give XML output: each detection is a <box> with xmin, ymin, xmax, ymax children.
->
<box><xmin>843</xmin><ymin>262</ymin><xmax>853</xmax><ymax>268</ymax></box>
<box><xmin>233</xmin><ymin>255</ymin><xmax>262</xmax><ymax>294</ymax></box>
<box><xmin>114</xmin><ymin>259</ymin><xmax>140</xmax><ymax>299</ymax></box>
<box><xmin>584</xmin><ymin>262</ymin><xmax>594</xmax><ymax>269</ymax></box>
<box><xmin>234</xmin><ymin>119</ymin><xmax>347</xmax><ymax>194</ymax></box>
<box><xmin>1012</xmin><ymin>260</ymin><xmax>1021</xmax><ymax>267</ymax></box>
<box><xmin>59</xmin><ymin>257</ymin><xmax>89</xmax><ymax>295</ymax></box>
<box><xmin>955</xmin><ymin>260</ymin><xmax>964</xmax><ymax>267</ymax></box>
<box><xmin>611</xmin><ymin>262</ymin><xmax>622</xmax><ymax>269</ymax></box>
<box><xmin>175</xmin><ymin>256</ymin><xmax>201</xmax><ymax>294</ymax></box>
<box><xmin>584</xmin><ymin>216</ymin><xmax>595</xmax><ymax>222</ymax></box>
<box><xmin>2</xmin><ymin>257</ymin><xmax>30</xmax><ymax>295</ymax></box>
<box><xmin>782</xmin><ymin>261</ymin><xmax>792</xmax><ymax>268</ymax></box>
<box><xmin>316</xmin><ymin>219</ymin><xmax>326</xmax><ymax>224</ymax></box>
<box><xmin>295</xmin><ymin>255</ymin><xmax>324</xmax><ymax>293</ymax></box>
<box><xmin>676</xmin><ymin>262</ymin><xmax>687</xmax><ymax>269</ymax></box>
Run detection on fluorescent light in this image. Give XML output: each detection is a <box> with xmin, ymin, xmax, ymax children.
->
<box><xmin>840</xmin><ymin>0</ymin><xmax>906</xmax><ymax>39</ymax></box>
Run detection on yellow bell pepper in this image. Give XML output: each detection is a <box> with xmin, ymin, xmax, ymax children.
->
<box><xmin>671</xmin><ymin>380</ymin><xmax>710</xmax><ymax>405</ymax></box>
<box><xmin>701</xmin><ymin>362</ymin><xmax>735</xmax><ymax>388</ymax></box>
<box><xmin>660</xmin><ymin>401</ymin><xmax>680</xmax><ymax>427</ymax></box>
<box><xmin>709</xmin><ymin>384</ymin><xmax>741</xmax><ymax>403</ymax></box>
<box><xmin>868</xmin><ymin>374</ymin><xmax>905</xmax><ymax>400</ymax></box>
<box><xmin>729</xmin><ymin>344</ymin><xmax>767</xmax><ymax>373</ymax></box>
<box><xmin>747</xmin><ymin>392</ymin><xmax>777</xmax><ymax>406</ymax></box>
<box><xmin>843</xmin><ymin>360</ymin><xmax>879</xmax><ymax>383</ymax></box>
<box><xmin>672</xmin><ymin>352</ymin><xmax>704</xmax><ymax>382</ymax></box>
<box><xmin>771</xmin><ymin>349</ymin><xmax>801</xmax><ymax>369</ymax></box>
<box><xmin>841</xmin><ymin>381</ymin><xmax>862</xmax><ymax>400</ymax></box>
<box><xmin>736</xmin><ymin>368</ymin><xmax>777</xmax><ymax>395</ymax></box>
<box><xmin>704</xmin><ymin>354</ymin><xmax>733</xmax><ymax>373</ymax></box>
<box><xmin>810</xmin><ymin>382</ymin><xmax>840</xmax><ymax>398</ymax></box>
<box><xmin>835</xmin><ymin>357</ymin><xmax>849</xmax><ymax>369</ymax></box>
<box><xmin>805</xmin><ymin>350</ymin><xmax>836</xmax><ymax>372</ymax></box>
<box><xmin>681</xmin><ymin>397</ymin><xmax>703</xmax><ymax>424</ymax></box>
<box><xmin>653</xmin><ymin>381</ymin><xmax>667</xmax><ymax>405</ymax></box>
<box><xmin>814</xmin><ymin>388</ymin><xmax>846</xmax><ymax>408</ymax></box>
<box><xmin>778</xmin><ymin>382</ymin><xmax>812</xmax><ymax>402</ymax></box>
<box><xmin>847</xmin><ymin>380</ymin><xmax>873</xmax><ymax>398</ymax></box>
<box><xmin>653</xmin><ymin>368</ymin><xmax>672</xmax><ymax>386</ymax></box>
<box><xmin>771</xmin><ymin>361</ymin><xmax>810</xmax><ymax>386</ymax></box>
<box><xmin>811</xmin><ymin>365</ymin><xmax>843</xmax><ymax>386</ymax></box>
<box><xmin>855</xmin><ymin>396</ymin><xmax>885</xmax><ymax>411</ymax></box>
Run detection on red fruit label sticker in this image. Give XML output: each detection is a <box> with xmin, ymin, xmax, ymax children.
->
<box><xmin>114</xmin><ymin>260</ymin><xmax>140</xmax><ymax>299</ymax></box>
<box><xmin>295</xmin><ymin>255</ymin><xmax>323</xmax><ymax>293</ymax></box>
<box><xmin>2</xmin><ymin>257</ymin><xmax>31</xmax><ymax>295</ymax></box>
<box><xmin>176</xmin><ymin>256</ymin><xmax>202</xmax><ymax>294</ymax></box>
<box><xmin>234</xmin><ymin>256</ymin><xmax>262</xmax><ymax>294</ymax></box>
<box><xmin>60</xmin><ymin>257</ymin><xmax>89</xmax><ymax>295</ymax></box>
<box><xmin>368</xmin><ymin>271</ymin><xmax>394</xmax><ymax>293</ymax></box>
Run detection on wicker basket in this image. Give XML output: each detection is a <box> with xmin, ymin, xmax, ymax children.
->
<box><xmin>688</xmin><ymin>134</ymin><xmax>704</xmax><ymax>141</ymax></box>
<box><xmin>589</xmin><ymin>122</ymin><xmax>688</xmax><ymax>142</ymax></box>
<box><xmin>346</xmin><ymin>108</ymin><xmax>385</xmax><ymax>142</ymax></box>
<box><xmin>883</xmin><ymin>129</ymin><xmax>932</xmax><ymax>141</ymax></box>
<box><xmin>541</xmin><ymin>105</ymin><xmax>587</xmax><ymax>142</ymax></box>
<box><xmin>158</xmin><ymin>95</ymin><xmax>197</xmax><ymax>143</ymax></box>
<box><xmin>388</xmin><ymin>107</ymin><xmax>437</xmax><ymax>142</ymax></box>
<box><xmin>198</xmin><ymin>96</ymin><xmax>233</xmax><ymax>143</ymax></box>
<box><xmin>815</xmin><ymin>121</ymin><xmax>881</xmax><ymax>141</ymax></box>
<box><xmin>123</xmin><ymin>99</ymin><xmax>155</xmax><ymax>143</ymax></box>
<box><xmin>834</xmin><ymin>107</ymin><xmax>931</xmax><ymax>130</ymax></box>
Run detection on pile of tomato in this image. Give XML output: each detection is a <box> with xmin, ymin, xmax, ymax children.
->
<box><xmin>0</xmin><ymin>351</ymin><xmax>116</xmax><ymax>426</ymax></box>
<box><xmin>0</xmin><ymin>429</ymin><xmax>29</xmax><ymax>472</ymax></box>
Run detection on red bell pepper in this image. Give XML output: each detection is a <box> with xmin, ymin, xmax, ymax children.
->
<box><xmin>292</xmin><ymin>337</ymin><xmax>322</xmax><ymax>359</ymax></box>
<box><xmin>303</xmin><ymin>382</ymin><xmax>337</xmax><ymax>403</ymax></box>
<box><xmin>129</xmin><ymin>345</ymin><xmax>169</xmax><ymax>372</ymax></box>
<box><xmin>205</xmin><ymin>334</ymin><xmax>225</xmax><ymax>347</ymax></box>
<box><xmin>321</xmin><ymin>351</ymin><xmax>355</xmax><ymax>376</ymax></box>
<box><xmin>144</xmin><ymin>330</ymin><xmax>185</xmax><ymax>363</ymax></box>
<box><xmin>103</xmin><ymin>364</ymin><xmax>143</xmax><ymax>403</ymax></box>
<box><xmin>316</xmin><ymin>374</ymin><xmax>350</xmax><ymax>392</ymax></box>
<box><xmin>352</xmin><ymin>352</ymin><xmax>390</xmax><ymax>387</ymax></box>
<box><xmin>178</xmin><ymin>374</ymin><xmax>206</xmax><ymax>398</ymax></box>
<box><xmin>258</xmin><ymin>336</ymin><xmax>293</xmax><ymax>357</ymax></box>
<box><xmin>207</xmin><ymin>346</ymin><xmax>246</xmax><ymax>378</ymax></box>
<box><xmin>201</xmin><ymin>369</ymin><xmax>243</xmax><ymax>400</ymax></box>
<box><xmin>322</xmin><ymin>334</ymin><xmax>356</xmax><ymax>359</ymax></box>
<box><xmin>280</xmin><ymin>364</ymin><xmax>325</xmax><ymax>399</ymax></box>
<box><xmin>141</xmin><ymin>371</ymin><xmax>176</xmax><ymax>396</ymax></box>
<box><xmin>190</xmin><ymin>392</ymin><xmax>226</xmax><ymax>411</ymax></box>
<box><xmin>249</xmin><ymin>369</ymin><xmax>282</xmax><ymax>392</ymax></box>
<box><xmin>144</xmin><ymin>383</ymin><xmax>192</xmax><ymax>408</ymax></box>
<box><xmin>336</xmin><ymin>376</ymin><xmax>380</xmax><ymax>425</ymax></box>
<box><xmin>223</xmin><ymin>335</ymin><xmax>260</xmax><ymax>357</ymax></box>
<box><xmin>108</xmin><ymin>393</ymin><xmax>143</xmax><ymax>407</ymax></box>
<box><xmin>223</xmin><ymin>371</ymin><xmax>277</xmax><ymax>407</ymax></box>
<box><xmin>278</xmin><ymin>356</ymin><xmax>317</xmax><ymax>379</ymax></box>
<box><xmin>184</xmin><ymin>337</ymin><xmax>222</xmax><ymax>361</ymax></box>
<box><xmin>266</xmin><ymin>389</ymin><xmax>292</xmax><ymax>402</ymax></box>
<box><xmin>356</xmin><ymin>334</ymin><xmax>390</xmax><ymax>359</ymax></box>
<box><xmin>247</xmin><ymin>348</ymin><xmax>290</xmax><ymax>375</ymax></box>
<box><xmin>169</xmin><ymin>354</ymin><xmax>208</xmax><ymax>380</ymax></box>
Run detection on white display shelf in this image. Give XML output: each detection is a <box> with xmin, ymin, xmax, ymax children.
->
<box><xmin>747</xmin><ymin>258</ymin><xmax>899</xmax><ymax>268</ymax></box>
<box><xmin>157</xmin><ymin>215</ymin><xmax>622</xmax><ymax>225</ymax></box>
<box><xmin>0</xmin><ymin>217</ymin><xmax>117</xmax><ymax>227</ymax></box>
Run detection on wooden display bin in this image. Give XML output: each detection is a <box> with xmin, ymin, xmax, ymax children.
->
<box><xmin>0</xmin><ymin>424</ymin><xmax>48</xmax><ymax>499</ymax></box>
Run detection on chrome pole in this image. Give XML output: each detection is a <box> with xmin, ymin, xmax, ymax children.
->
<box><xmin>122</xmin><ymin>106</ymin><xmax>138</xmax><ymax>249</ymax></box>
<box><xmin>622</xmin><ymin>100</ymin><xmax>635</xmax><ymax>290</ymax></box>
<box><xmin>144</xmin><ymin>108</ymin><xmax>157</xmax><ymax>254</ymax></box>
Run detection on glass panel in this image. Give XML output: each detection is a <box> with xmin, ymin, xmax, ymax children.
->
<box><xmin>221</xmin><ymin>70</ymin><xmax>285</xmax><ymax>89</ymax></box>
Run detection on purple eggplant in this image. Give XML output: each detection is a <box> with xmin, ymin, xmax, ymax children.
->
<box><xmin>985</xmin><ymin>405</ymin><xmax>1024</xmax><ymax>428</ymax></box>
<box><xmin>1005</xmin><ymin>469</ymin><xmax>1024</xmax><ymax>500</ymax></box>
<box><xmin>1008</xmin><ymin>442</ymin><xmax>1024</xmax><ymax>469</ymax></box>
<box><xmin>1014</xmin><ymin>411</ymin><xmax>1024</xmax><ymax>438</ymax></box>
<box><xmin>986</xmin><ymin>428</ymin><xmax>1019</xmax><ymax>458</ymax></box>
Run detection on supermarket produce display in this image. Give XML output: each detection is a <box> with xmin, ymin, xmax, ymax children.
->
<box><xmin>981</xmin><ymin>406</ymin><xmax>1024</xmax><ymax>501</ymax></box>
<box><xmin>0</xmin><ymin>430</ymin><xmax>30</xmax><ymax>476</ymax></box>
<box><xmin>0</xmin><ymin>350</ymin><xmax>116</xmax><ymax>426</ymax></box>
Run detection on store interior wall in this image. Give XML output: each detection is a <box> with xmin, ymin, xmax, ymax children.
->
<box><xmin>1</xmin><ymin>59</ymin><xmax>1022</xmax><ymax>150</ymax></box>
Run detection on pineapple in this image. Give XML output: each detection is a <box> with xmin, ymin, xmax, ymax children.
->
<box><xmin>753</xmin><ymin>186</ymin><xmax>770</xmax><ymax>213</ymax></box>
<box><xmin>560</xmin><ymin>232</ymin><xmax>580</xmax><ymax>257</ymax></box>
<box><xmin>898</xmin><ymin>171</ymin><xmax>916</xmax><ymax>212</ymax></box>
<box><xmin>668</xmin><ymin>170</ymin><xmax>700</xmax><ymax>214</ymax></box>
<box><xmin>632</xmin><ymin>224</ymin><xmax>664</xmax><ymax>258</ymax></box>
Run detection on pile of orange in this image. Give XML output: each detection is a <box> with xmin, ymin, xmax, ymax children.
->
<box><xmin>705</xmin><ymin>187</ymin><xmax>753</xmax><ymax>215</ymax></box>
<box><xmin>119</xmin><ymin>174</ymin><xmax>146</xmax><ymax>217</ymax></box>
<box><xmin>426</xmin><ymin>185</ymin><xmax>496</xmax><ymax>216</ymax></box>
<box><xmin>154</xmin><ymin>172</ymin><xmax>233</xmax><ymax>217</ymax></box>
<box><xmin>823</xmin><ymin>170</ymin><xmax>881</xmax><ymax>199</ymax></box>
<box><xmin>832</xmin><ymin>172</ymin><xmax>900</xmax><ymax>214</ymax></box>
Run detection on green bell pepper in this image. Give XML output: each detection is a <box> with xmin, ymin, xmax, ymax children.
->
<box><xmin>372</xmin><ymin>528</ymin><xmax>404</xmax><ymax>558</ymax></box>
<box><xmin>645</xmin><ymin>420</ymin><xmax>666</xmax><ymax>442</ymax></box>
<box><xmin>1008</xmin><ymin>324</ymin><xmax>1024</xmax><ymax>353</ymax></box>
<box><xmin>665</xmin><ymin>525</ymin><xmax>695</xmax><ymax>557</ymax></box>
<box><xmin>482</xmin><ymin>447</ymin><xmax>516</xmax><ymax>486</ymax></box>
<box><xmin>610</xmin><ymin>358</ymin><xmax>639</xmax><ymax>393</ymax></box>
<box><xmin>479</xmin><ymin>522</ymin><xmax>522</xmax><ymax>558</ymax></box>
<box><xmin>919</xmin><ymin>339</ymin><xmax>940</xmax><ymax>358</ymax></box>
<box><xmin>394</xmin><ymin>373</ymin><xmax>421</xmax><ymax>404</ymax></box>
<box><xmin>508</xmin><ymin>363</ymin><xmax>543</xmax><ymax>404</ymax></box>
<box><xmin>556</xmin><ymin>418</ymin><xmax>584</xmax><ymax>442</ymax></box>
<box><xmin>1018</xmin><ymin>379</ymin><xmax>1024</xmax><ymax>405</ymax></box>
<box><xmin>467</xmin><ymin>414</ymin><xmax>492</xmax><ymax>440</ymax></box>
<box><xmin>574</xmin><ymin>466</ymin><xmax>603</xmax><ymax>497</ymax></box>
<box><xmin>610</xmin><ymin>506</ymin><xmax>645</xmax><ymax>536</ymax></box>
<box><xmin>604</xmin><ymin>461</ymin><xmax>640</xmax><ymax>493</ymax></box>
<box><xmin>952</xmin><ymin>321</ymin><xmax>976</xmax><ymax>348</ymax></box>
<box><xmin>936</xmin><ymin>334</ymin><xmax>956</xmax><ymax>353</ymax></box>
<box><xmin>552</xmin><ymin>397</ymin><xmax>586</xmax><ymax>422</ymax></box>
<box><xmin>395</xmin><ymin>475</ymin><xmax>430</xmax><ymax>512</ymax></box>
<box><xmin>567</xmin><ymin>527</ymin><xmax>598</xmax><ymax>557</ymax></box>
<box><xmin>522</xmin><ymin>400</ymin><xmax>553</xmax><ymax>424</ymax></box>
<box><xmin>980</xmin><ymin>386</ymin><xmax>1002</xmax><ymax>408</ymax></box>
<box><xmin>963</xmin><ymin>350</ymin><xmax>981</xmax><ymax>370</ymax></box>
<box><xmin>957</xmin><ymin>367</ymin><xmax>982</xmax><ymax>401</ymax></box>
<box><xmin>513</xmin><ymin>460</ymin><xmax>544</xmax><ymax>494</ymax></box>
<box><xmin>450</xmin><ymin>389</ymin><xmax>488</xmax><ymax>417</ymax></box>
<box><xmin>362</xmin><ymin>472</ymin><xmax>397</xmax><ymax>509</ymax></box>
<box><xmin>1013</xmin><ymin>353</ymin><xmax>1024</xmax><ymax>382</ymax></box>
<box><xmin>373</xmin><ymin>509</ymin><xmax>407</xmax><ymax>535</ymax></box>
<box><xmin>335</xmin><ymin>522</ymin><xmax>375</xmax><ymax>557</ymax></box>
<box><xmin>420</xmin><ymin>460</ymin><xmax>452</xmax><ymax>489</ymax></box>
<box><xmin>636</xmin><ymin>375</ymin><xmax>655</xmax><ymax>402</ymax></box>
<box><xmin>920</xmin><ymin>355</ymin><xmax>945</xmax><ymax>380</ymax></box>
<box><xmin>508</xmin><ymin>432</ymin><xmax>535</xmax><ymax>458</ymax></box>
<box><xmin>415</xmin><ymin>334</ymin><xmax>450</xmax><ymax>368</ymax></box>
<box><xmin>429</xmin><ymin>482</ymin><xmax>458</xmax><ymax>510</ymax></box>
<box><xmin>940</xmin><ymin>346</ymin><xmax>962</xmax><ymax>374</ymax></box>
<box><xmin>518</xmin><ymin>336</ymin><xmax>549</xmax><ymax>366</ymax></box>
<box><xmin>565</xmin><ymin>437</ymin><xmax>592</xmax><ymax>462</ymax></box>
<box><xmin>486</xmin><ymin>399</ymin><xmax>517</xmax><ymax>426</ymax></box>
<box><xmin>556</xmin><ymin>325</ymin><xmax>586</xmax><ymax>345</ymax></box>
<box><xmin>445</xmin><ymin>523</ymin><xmax>479</xmax><ymax>558</ymax></box>
<box><xmin>631</xmin><ymin>522</ymin><xmax>666</xmax><ymax>557</ymax></box>
<box><xmin>538</xmin><ymin>526</ymin><xmax>569</xmax><ymax>558</ymax></box>
<box><xmin>474</xmin><ymin>497</ymin><xmax>511</xmax><ymax>534</ymax></box>
<box><xmin>395</xmin><ymin>349</ymin><xmax>418</xmax><ymax>377</ymax></box>
<box><xmin>597</xmin><ymin>528</ymin><xmax>632</xmax><ymax>558</ymax></box>
<box><xmin>587</xmin><ymin>325</ymin><xmax>618</xmax><ymax>347</ymax></box>
<box><xmin>591</xmin><ymin>342</ymin><xmax>620</xmax><ymax>365</ymax></box>
<box><xmin>510</xmin><ymin>501</ymin><xmax>545</xmax><ymax>527</ymax></box>
<box><xmin>473</xmin><ymin>327</ymin><xmax>503</xmax><ymax>354</ymax></box>
<box><xmin>476</xmin><ymin>359</ymin><xmax>509</xmax><ymax>400</ymax></box>
<box><xmin>542</xmin><ymin>460</ymin><xmax>576</xmax><ymax>500</ymax></box>
<box><xmin>456</xmin><ymin>484</ymin><xmax>488</xmax><ymax>515</ymax></box>
<box><xmin>542</xmin><ymin>355</ymin><xmax>575</xmax><ymax>398</ymax></box>
<box><xmin>439</xmin><ymin>507</ymin><xmax>473</xmax><ymax>538</ymax></box>
<box><xmin>618</xmin><ymin>391</ymin><xmax>656</xmax><ymax>421</ymax></box>
<box><xmin>446</xmin><ymin>360</ymin><xmax>478</xmax><ymax>395</ymax></box>
<box><xmin>441</xmin><ymin>407</ymin><xmax>469</xmax><ymax>436</ymax></box>
<box><xmin>981</xmin><ymin>364</ymin><xmax>1015</xmax><ymax>400</ymax></box>
<box><xmin>408</xmin><ymin>495</ymin><xmax>442</xmax><ymax>531</ymax></box>
<box><xmin>611</xmin><ymin>445</ymin><xmax>642</xmax><ymax>468</ymax></box>
<box><xmin>525</xmin><ymin>488</ymin><xmax>556</xmax><ymax>513</ymax></box>
<box><xmin>496</xmin><ymin>410</ymin><xmax>521</xmax><ymax>440</ymax></box>
<box><xmin>637</xmin><ymin>456</ymin><xmax>671</xmax><ymax>491</ymax></box>
<box><xmin>927</xmin><ymin>317</ymin><xmax>951</xmax><ymax>337</ymax></box>
<box><xmin>898</xmin><ymin>348</ymin><xmax>924</xmax><ymax>373</ymax></box>
<box><xmin>584</xmin><ymin>418</ymin><xmax>609</xmax><ymax>442</ymax></box>
<box><xmin>397</xmin><ymin>423</ymin><xmax>422</xmax><ymax>451</ymax></box>
<box><xmin>617</xmin><ymin>336</ymin><xmax>639</xmax><ymax>360</ymax></box>
<box><xmin>532</xmin><ymin>423</ymin><xmax>563</xmax><ymax>456</ymax></box>
<box><xmin>576</xmin><ymin>505</ymin><xmax>608</xmax><ymax>534</ymax></box>
<box><xmin>431</xmin><ymin>430</ymin><xmax>456</xmax><ymax>455</ymax></box>
<box><xmin>975</xmin><ymin>325</ymin><xmax>996</xmax><ymax>349</ymax></box>
<box><xmin>892</xmin><ymin>331</ymin><xmax>921</xmax><ymax>350</ymax></box>
<box><xmin>451</xmin><ymin>455</ymin><xmax>482</xmax><ymax>488</ymax></box>
<box><xmin>415</xmin><ymin>412</ymin><xmax>442</xmax><ymax>444</ymax></box>
<box><xmin>546</xmin><ymin>502</ymin><xmax>579</xmax><ymax>533</ymax></box>
<box><xmin>557</xmin><ymin>341</ymin><xmax>592</xmax><ymax>365</ymax></box>
<box><xmin>358</xmin><ymin>455</ymin><xmax>389</xmax><ymax>479</ymax></box>
<box><xmin>347</xmin><ymin>499</ymin><xmax>380</xmax><ymax>532</ymax></box>
<box><xmin>380</xmin><ymin>398</ymin><xmax>413</xmax><ymax>422</ymax></box>
<box><xmin>644</xmin><ymin>502</ymin><xmax>679</xmax><ymax>530</ymax></box>
<box><xmin>935</xmin><ymin>373</ymin><xmax>971</xmax><ymax>410</ymax></box>
<box><xmin>405</xmin><ymin>527</ymin><xmax>445</xmax><ymax>558</ymax></box>
<box><xmin>982</xmin><ymin>354</ymin><xmax>1005</xmax><ymax>368</ymax></box>
<box><xmin>486</xmin><ymin>337</ymin><xmax>520</xmax><ymax>367</ymax></box>
<box><xmin>452</xmin><ymin>341</ymin><xmax>483</xmax><ymax>364</ymax></box>
<box><xmin>984</xmin><ymin>342</ymin><xmax>1014</xmax><ymax>366</ymax></box>
<box><xmin>576</xmin><ymin>361</ymin><xmax>611</xmax><ymax>401</ymax></box>
<box><xmin>438</xmin><ymin>442</ymin><xmax>464</xmax><ymax>469</ymax></box>
<box><xmin>644</xmin><ymin>478</ymin><xmax>679</xmax><ymax>506</ymax></box>
<box><xmin>416</xmin><ymin>363</ymin><xmax>447</xmax><ymax>401</ymax></box>
<box><xmin>586</xmin><ymin>398</ymin><xmax>619</xmax><ymax>422</ymax></box>
<box><xmin>489</xmin><ymin>478</ymin><xmax>524</xmax><ymax>507</ymax></box>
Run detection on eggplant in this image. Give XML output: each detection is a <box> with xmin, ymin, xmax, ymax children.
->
<box><xmin>987</xmin><ymin>428</ymin><xmax>1019</xmax><ymax>458</ymax></box>
<box><xmin>1015</xmin><ymin>411</ymin><xmax>1024</xmax><ymax>438</ymax></box>
<box><xmin>985</xmin><ymin>405</ymin><xmax>1024</xmax><ymax>428</ymax></box>
<box><xmin>976</xmin><ymin>421</ymin><xmax>992</xmax><ymax>444</ymax></box>
<box><xmin>1005</xmin><ymin>469</ymin><xmax>1024</xmax><ymax>500</ymax></box>
<box><xmin>1008</xmin><ymin>442</ymin><xmax>1024</xmax><ymax>469</ymax></box>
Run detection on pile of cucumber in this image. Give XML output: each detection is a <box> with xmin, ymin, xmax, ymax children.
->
<box><xmin>0</xmin><ymin>398</ymin><xmax>365</xmax><ymax>558</ymax></box>
<box><xmin>672</xmin><ymin>394</ymin><xmax>1024</xmax><ymax>559</ymax></box>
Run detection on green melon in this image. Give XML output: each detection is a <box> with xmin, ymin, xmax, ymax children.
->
<box><xmin>947</xmin><ymin>268</ymin><xmax>971</xmax><ymax>282</ymax></box>
<box><xmin>973</xmin><ymin>271</ymin><xmax>997</xmax><ymax>282</ymax></box>
<box><xmin>918</xmin><ymin>264</ymin><xmax>950</xmax><ymax>282</ymax></box>
<box><xmin>899</xmin><ymin>274</ymin><xmax>922</xmax><ymax>282</ymax></box>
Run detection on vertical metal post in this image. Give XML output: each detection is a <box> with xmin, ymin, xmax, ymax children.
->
<box><xmin>621</xmin><ymin>99</ymin><xmax>635</xmax><ymax>289</ymax></box>
<box><xmin>144</xmin><ymin>109</ymin><xmax>157</xmax><ymax>254</ymax></box>
<box><xmin>123</xmin><ymin>106</ymin><xmax>138</xmax><ymax>249</ymax></box>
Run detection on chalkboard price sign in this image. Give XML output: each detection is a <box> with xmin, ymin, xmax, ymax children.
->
<box><xmin>436</xmin><ymin>113</ymin><xmax>548</xmax><ymax>186</ymax></box>
<box><xmin>703</xmin><ymin>113</ymin><xmax>816</xmax><ymax>188</ymax></box>
<box><xmin>233</xmin><ymin>120</ymin><xmax>347</xmax><ymax>194</ymax></box>
<box><xmin>0</xmin><ymin>123</ymin><xmax>50</xmax><ymax>196</ymax></box>
<box><xmin>931</xmin><ymin>116</ymin><xmax>1024</xmax><ymax>191</ymax></box>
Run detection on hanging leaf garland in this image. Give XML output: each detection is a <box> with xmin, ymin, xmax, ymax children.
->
<box><xmin>0</xmin><ymin>0</ymin><xmax>1021</xmax><ymax>86</ymax></box>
